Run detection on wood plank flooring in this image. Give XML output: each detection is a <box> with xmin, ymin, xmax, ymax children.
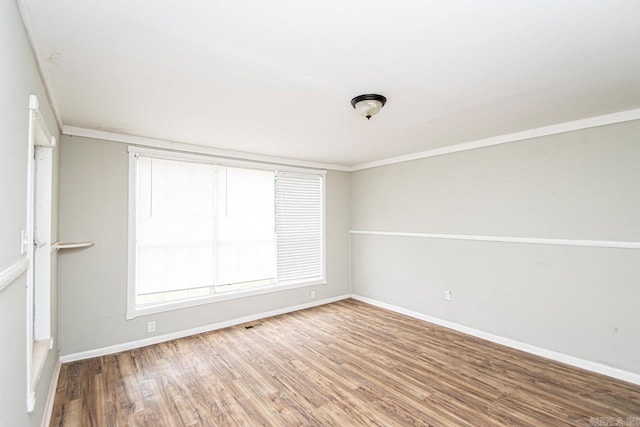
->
<box><xmin>50</xmin><ymin>299</ymin><xmax>640</xmax><ymax>426</ymax></box>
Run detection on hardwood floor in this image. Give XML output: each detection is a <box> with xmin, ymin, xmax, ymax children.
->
<box><xmin>51</xmin><ymin>299</ymin><xmax>640</xmax><ymax>426</ymax></box>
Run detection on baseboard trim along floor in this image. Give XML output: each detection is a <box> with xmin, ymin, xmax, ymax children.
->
<box><xmin>60</xmin><ymin>294</ymin><xmax>351</xmax><ymax>363</ymax></box>
<box><xmin>351</xmin><ymin>294</ymin><xmax>640</xmax><ymax>385</ymax></box>
<box><xmin>50</xmin><ymin>299</ymin><xmax>640</xmax><ymax>425</ymax></box>
<box><xmin>59</xmin><ymin>293</ymin><xmax>639</xmax><ymax>386</ymax></box>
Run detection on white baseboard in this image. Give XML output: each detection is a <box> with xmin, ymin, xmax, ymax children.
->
<box><xmin>40</xmin><ymin>357</ymin><xmax>61</xmax><ymax>427</ymax></box>
<box><xmin>351</xmin><ymin>294</ymin><xmax>640</xmax><ymax>386</ymax></box>
<box><xmin>60</xmin><ymin>294</ymin><xmax>350</xmax><ymax>363</ymax></box>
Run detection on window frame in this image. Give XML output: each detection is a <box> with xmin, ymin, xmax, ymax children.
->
<box><xmin>25</xmin><ymin>94</ymin><xmax>56</xmax><ymax>412</ymax></box>
<box><xmin>127</xmin><ymin>146</ymin><xmax>326</xmax><ymax>319</ymax></box>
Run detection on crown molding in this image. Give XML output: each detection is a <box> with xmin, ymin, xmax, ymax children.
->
<box><xmin>63</xmin><ymin>106</ymin><xmax>640</xmax><ymax>173</ymax></box>
<box><xmin>62</xmin><ymin>126</ymin><xmax>351</xmax><ymax>171</ymax></box>
<box><xmin>350</xmin><ymin>108</ymin><xmax>640</xmax><ymax>171</ymax></box>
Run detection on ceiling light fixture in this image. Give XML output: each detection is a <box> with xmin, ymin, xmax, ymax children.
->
<box><xmin>351</xmin><ymin>94</ymin><xmax>387</xmax><ymax>120</ymax></box>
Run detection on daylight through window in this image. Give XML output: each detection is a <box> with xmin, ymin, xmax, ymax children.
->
<box><xmin>128</xmin><ymin>148</ymin><xmax>325</xmax><ymax>317</ymax></box>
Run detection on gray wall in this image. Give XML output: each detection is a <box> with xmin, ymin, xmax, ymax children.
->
<box><xmin>58</xmin><ymin>135</ymin><xmax>351</xmax><ymax>355</ymax></box>
<box><xmin>0</xmin><ymin>0</ymin><xmax>61</xmax><ymax>425</ymax></box>
<box><xmin>350</xmin><ymin>120</ymin><xmax>640</xmax><ymax>374</ymax></box>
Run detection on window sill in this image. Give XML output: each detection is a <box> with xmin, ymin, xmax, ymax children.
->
<box><xmin>31</xmin><ymin>338</ymin><xmax>51</xmax><ymax>388</ymax></box>
<box><xmin>28</xmin><ymin>337</ymin><xmax>52</xmax><ymax>411</ymax></box>
<box><xmin>127</xmin><ymin>279</ymin><xmax>326</xmax><ymax>319</ymax></box>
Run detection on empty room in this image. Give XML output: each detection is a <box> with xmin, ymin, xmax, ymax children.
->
<box><xmin>2</xmin><ymin>0</ymin><xmax>640</xmax><ymax>425</ymax></box>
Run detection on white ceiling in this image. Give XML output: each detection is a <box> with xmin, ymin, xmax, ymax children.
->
<box><xmin>22</xmin><ymin>0</ymin><xmax>640</xmax><ymax>167</ymax></box>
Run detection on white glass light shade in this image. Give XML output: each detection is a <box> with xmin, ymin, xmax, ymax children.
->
<box><xmin>351</xmin><ymin>94</ymin><xmax>387</xmax><ymax>119</ymax></box>
<box><xmin>354</xmin><ymin>99</ymin><xmax>383</xmax><ymax>118</ymax></box>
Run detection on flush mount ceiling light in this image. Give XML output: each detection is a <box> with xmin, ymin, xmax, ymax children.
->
<box><xmin>351</xmin><ymin>94</ymin><xmax>387</xmax><ymax>120</ymax></box>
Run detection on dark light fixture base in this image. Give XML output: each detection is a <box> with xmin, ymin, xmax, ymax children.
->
<box><xmin>351</xmin><ymin>94</ymin><xmax>387</xmax><ymax>120</ymax></box>
<box><xmin>350</xmin><ymin>94</ymin><xmax>387</xmax><ymax>109</ymax></box>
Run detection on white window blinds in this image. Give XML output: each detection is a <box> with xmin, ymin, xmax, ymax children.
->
<box><xmin>275</xmin><ymin>171</ymin><xmax>325</xmax><ymax>285</ymax></box>
<box><xmin>128</xmin><ymin>146</ymin><xmax>326</xmax><ymax>317</ymax></box>
<box><xmin>136</xmin><ymin>156</ymin><xmax>217</xmax><ymax>295</ymax></box>
<box><xmin>135</xmin><ymin>156</ymin><xmax>277</xmax><ymax>300</ymax></box>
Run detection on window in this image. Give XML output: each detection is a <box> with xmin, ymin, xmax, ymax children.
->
<box><xmin>275</xmin><ymin>171</ymin><xmax>324</xmax><ymax>283</ymax></box>
<box><xmin>127</xmin><ymin>147</ymin><xmax>325</xmax><ymax>318</ymax></box>
<box><xmin>26</xmin><ymin>94</ymin><xmax>55</xmax><ymax>412</ymax></box>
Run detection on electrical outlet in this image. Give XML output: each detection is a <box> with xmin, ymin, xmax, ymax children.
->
<box><xmin>310</xmin><ymin>290</ymin><xmax>316</xmax><ymax>299</ymax></box>
<box><xmin>444</xmin><ymin>290</ymin><xmax>452</xmax><ymax>301</ymax></box>
<box><xmin>147</xmin><ymin>321</ymin><xmax>156</xmax><ymax>333</ymax></box>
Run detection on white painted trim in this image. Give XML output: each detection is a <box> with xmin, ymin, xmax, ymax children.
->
<box><xmin>126</xmin><ymin>149</ymin><xmax>327</xmax><ymax>319</ymax></box>
<box><xmin>40</xmin><ymin>358</ymin><xmax>61</xmax><ymax>427</ymax></box>
<box><xmin>64</xmin><ymin>109</ymin><xmax>640</xmax><ymax>173</ymax></box>
<box><xmin>26</xmin><ymin>94</ymin><xmax>56</xmax><ymax>412</ymax></box>
<box><xmin>0</xmin><ymin>258</ymin><xmax>29</xmax><ymax>293</ymax></box>
<box><xmin>61</xmin><ymin>294</ymin><xmax>350</xmax><ymax>362</ymax></box>
<box><xmin>129</xmin><ymin>145</ymin><xmax>328</xmax><ymax>175</ymax></box>
<box><xmin>130</xmin><ymin>279</ymin><xmax>327</xmax><ymax>319</ymax></box>
<box><xmin>348</xmin><ymin>231</ymin><xmax>353</xmax><ymax>295</ymax></box>
<box><xmin>321</xmin><ymin>171</ymin><xmax>327</xmax><ymax>285</ymax></box>
<box><xmin>350</xmin><ymin>108</ymin><xmax>640</xmax><ymax>171</ymax></box>
<box><xmin>27</xmin><ymin>391</ymin><xmax>35</xmax><ymax>414</ymax></box>
<box><xmin>351</xmin><ymin>294</ymin><xmax>640</xmax><ymax>385</ymax></box>
<box><xmin>126</xmin><ymin>151</ymin><xmax>137</xmax><ymax>320</ymax></box>
<box><xmin>64</xmin><ymin>126</ymin><xmax>350</xmax><ymax>171</ymax></box>
<box><xmin>350</xmin><ymin>230</ymin><xmax>640</xmax><ymax>250</ymax></box>
<box><xmin>52</xmin><ymin>241</ymin><xmax>95</xmax><ymax>250</ymax></box>
<box><xmin>30</xmin><ymin>95</ymin><xmax>56</xmax><ymax>147</ymax></box>
<box><xmin>26</xmin><ymin>96</ymin><xmax>36</xmax><ymax>413</ymax></box>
